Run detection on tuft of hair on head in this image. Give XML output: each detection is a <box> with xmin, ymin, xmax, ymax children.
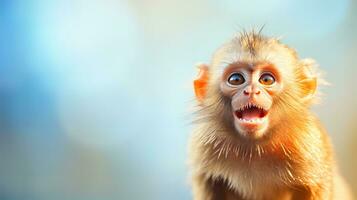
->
<box><xmin>235</xmin><ymin>26</ymin><xmax>268</xmax><ymax>57</ymax></box>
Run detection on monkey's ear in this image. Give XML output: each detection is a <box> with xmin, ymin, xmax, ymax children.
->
<box><xmin>300</xmin><ymin>77</ymin><xmax>317</xmax><ymax>103</ymax></box>
<box><xmin>299</xmin><ymin>59</ymin><xmax>318</xmax><ymax>103</ymax></box>
<box><xmin>193</xmin><ymin>63</ymin><xmax>209</xmax><ymax>102</ymax></box>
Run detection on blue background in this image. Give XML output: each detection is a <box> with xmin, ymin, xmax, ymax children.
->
<box><xmin>0</xmin><ymin>0</ymin><xmax>356</xmax><ymax>199</ymax></box>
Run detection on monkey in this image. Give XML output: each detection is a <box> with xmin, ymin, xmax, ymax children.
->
<box><xmin>188</xmin><ymin>30</ymin><xmax>353</xmax><ymax>200</ymax></box>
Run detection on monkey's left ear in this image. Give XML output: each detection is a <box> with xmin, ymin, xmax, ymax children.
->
<box><xmin>193</xmin><ymin>63</ymin><xmax>209</xmax><ymax>102</ymax></box>
<box><xmin>300</xmin><ymin>77</ymin><xmax>317</xmax><ymax>103</ymax></box>
<box><xmin>299</xmin><ymin>59</ymin><xmax>318</xmax><ymax>103</ymax></box>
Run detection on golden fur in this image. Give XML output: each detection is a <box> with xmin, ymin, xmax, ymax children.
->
<box><xmin>188</xmin><ymin>31</ymin><xmax>352</xmax><ymax>200</ymax></box>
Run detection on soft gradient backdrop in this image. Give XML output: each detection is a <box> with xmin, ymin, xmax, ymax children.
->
<box><xmin>0</xmin><ymin>0</ymin><xmax>356</xmax><ymax>200</ymax></box>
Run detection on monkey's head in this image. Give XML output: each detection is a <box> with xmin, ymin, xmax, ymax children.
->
<box><xmin>194</xmin><ymin>31</ymin><xmax>320</xmax><ymax>141</ymax></box>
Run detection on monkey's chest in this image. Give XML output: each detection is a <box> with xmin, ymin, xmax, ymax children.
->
<box><xmin>209</xmin><ymin>158</ymin><xmax>294</xmax><ymax>198</ymax></box>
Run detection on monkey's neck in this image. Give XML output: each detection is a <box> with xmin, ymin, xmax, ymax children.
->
<box><xmin>202</xmin><ymin>113</ymin><xmax>318</xmax><ymax>162</ymax></box>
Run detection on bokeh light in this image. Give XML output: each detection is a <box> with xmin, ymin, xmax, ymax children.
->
<box><xmin>0</xmin><ymin>0</ymin><xmax>356</xmax><ymax>199</ymax></box>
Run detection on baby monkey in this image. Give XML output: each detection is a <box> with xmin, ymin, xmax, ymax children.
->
<box><xmin>188</xmin><ymin>31</ymin><xmax>352</xmax><ymax>200</ymax></box>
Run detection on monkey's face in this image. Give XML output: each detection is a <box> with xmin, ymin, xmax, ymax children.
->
<box><xmin>220</xmin><ymin>62</ymin><xmax>283</xmax><ymax>139</ymax></box>
<box><xmin>196</xmin><ymin>34</ymin><xmax>318</xmax><ymax>140</ymax></box>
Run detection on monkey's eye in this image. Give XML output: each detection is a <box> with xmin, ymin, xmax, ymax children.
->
<box><xmin>228</xmin><ymin>73</ymin><xmax>245</xmax><ymax>85</ymax></box>
<box><xmin>259</xmin><ymin>73</ymin><xmax>275</xmax><ymax>85</ymax></box>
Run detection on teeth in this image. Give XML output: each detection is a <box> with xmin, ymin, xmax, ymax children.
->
<box><xmin>238</xmin><ymin>118</ymin><xmax>263</xmax><ymax>123</ymax></box>
<box><xmin>238</xmin><ymin>103</ymin><xmax>265</xmax><ymax>111</ymax></box>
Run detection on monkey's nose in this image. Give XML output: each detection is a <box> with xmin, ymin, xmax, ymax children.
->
<box><xmin>243</xmin><ymin>89</ymin><xmax>261</xmax><ymax>96</ymax></box>
<box><xmin>243</xmin><ymin>90</ymin><xmax>250</xmax><ymax>96</ymax></box>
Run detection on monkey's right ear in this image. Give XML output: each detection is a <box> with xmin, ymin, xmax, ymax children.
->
<box><xmin>193</xmin><ymin>63</ymin><xmax>209</xmax><ymax>102</ymax></box>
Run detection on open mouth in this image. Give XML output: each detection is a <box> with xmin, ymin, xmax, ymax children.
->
<box><xmin>234</xmin><ymin>103</ymin><xmax>268</xmax><ymax>123</ymax></box>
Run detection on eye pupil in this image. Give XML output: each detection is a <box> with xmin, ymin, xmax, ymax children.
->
<box><xmin>228</xmin><ymin>73</ymin><xmax>245</xmax><ymax>85</ymax></box>
<box><xmin>259</xmin><ymin>73</ymin><xmax>275</xmax><ymax>85</ymax></box>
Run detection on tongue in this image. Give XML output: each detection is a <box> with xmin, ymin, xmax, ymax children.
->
<box><xmin>242</xmin><ymin>108</ymin><xmax>261</xmax><ymax>120</ymax></box>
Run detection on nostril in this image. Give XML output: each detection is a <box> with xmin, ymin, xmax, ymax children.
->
<box><xmin>243</xmin><ymin>90</ymin><xmax>249</xmax><ymax>95</ymax></box>
<box><xmin>255</xmin><ymin>90</ymin><xmax>261</xmax><ymax>95</ymax></box>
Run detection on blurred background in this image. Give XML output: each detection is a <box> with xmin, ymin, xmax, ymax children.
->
<box><xmin>0</xmin><ymin>0</ymin><xmax>356</xmax><ymax>199</ymax></box>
